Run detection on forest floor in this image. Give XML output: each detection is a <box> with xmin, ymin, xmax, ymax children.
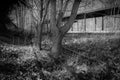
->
<box><xmin>0</xmin><ymin>35</ymin><xmax>120</xmax><ymax>80</ymax></box>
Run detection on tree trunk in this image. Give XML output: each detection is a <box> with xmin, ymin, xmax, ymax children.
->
<box><xmin>33</xmin><ymin>24</ymin><xmax>41</xmax><ymax>49</ymax></box>
<box><xmin>39</xmin><ymin>0</ymin><xmax>44</xmax><ymax>50</ymax></box>
<box><xmin>50</xmin><ymin>33</ymin><xmax>64</xmax><ymax>58</ymax></box>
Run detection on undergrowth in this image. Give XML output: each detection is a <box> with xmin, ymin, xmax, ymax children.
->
<box><xmin>0</xmin><ymin>37</ymin><xmax>120</xmax><ymax>80</ymax></box>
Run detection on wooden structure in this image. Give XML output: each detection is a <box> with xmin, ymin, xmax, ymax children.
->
<box><xmin>65</xmin><ymin>7</ymin><xmax>120</xmax><ymax>33</ymax></box>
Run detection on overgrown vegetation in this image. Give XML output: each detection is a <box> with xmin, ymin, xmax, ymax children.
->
<box><xmin>0</xmin><ymin>36</ymin><xmax>120</xmax><ymax>80</ymax></box>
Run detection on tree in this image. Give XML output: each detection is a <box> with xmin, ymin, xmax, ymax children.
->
<box><xmin>49</xmin><ymin>0</ymin><xmax>81</xmax><ymax>58</ymax></box>
<box><xmin>29</xmin><ymin>0</ymin><xmax>81</xmax><ymax>56</ymax></box>
<box><xmin>31</xmin><ymin>0</ymin><xmax>50</xmax><ymax>50</ymax></box>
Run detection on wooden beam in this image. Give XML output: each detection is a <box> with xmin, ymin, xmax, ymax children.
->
<box><xmin>63</xmin><ymin>7</ymin><xmax>120</xmax><ymax>21</ymax></box>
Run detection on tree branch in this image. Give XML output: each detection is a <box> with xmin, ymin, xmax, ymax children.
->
<box><xmin>41</xmin><ymin>0</ymin><xmax>50</xmax><ymax>23</ymax></box>
<box><xmin>50</xmin><ymin>0</ymin><xmax>57</xmax><ymax>33</ymax></box>
<box><xmin>56</xmin><ymin>0</ymin><xmax>70</xmax><ymax>30</ymax></box>
<box><xmin>61</xmin><ymin>0</ymin><xmax>81</xmax><ymax>34</ymax></box>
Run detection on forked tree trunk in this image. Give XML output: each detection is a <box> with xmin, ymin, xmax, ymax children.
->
<box><xmin>50</xmin><ymin>0</ymin><xmax>81</xmax><ymax>58</ymax></box>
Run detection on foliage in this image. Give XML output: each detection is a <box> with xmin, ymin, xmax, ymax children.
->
<box><xmin>0</xmin><ymin>37</ymin><xmax>120</xmax><ymax>80</ymax></box>
<box><xmin>61</xmin><ymin>37</ymin><xmax>120</xmax><ymax>80</ymax></box>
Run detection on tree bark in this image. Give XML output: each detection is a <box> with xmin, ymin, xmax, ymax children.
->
<box><xmin>50</xmin><ymin>33</ymin><xmax>64</xmax><ymax>58</ymax></box>
<box><xmin>39</xmin><ymin>0</ymin><xmax>44</xmax><ymax>50</ymax></box>
<box><xmin>33</xmin><ymin>24</ymin><xmax>40</xmax><ymax>48</ymax></box>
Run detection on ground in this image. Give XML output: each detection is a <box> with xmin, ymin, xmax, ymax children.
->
<box><xmin>0</xmin><ymin>34</ymin><xmax>120</xmax><ymax>80</ymax></box>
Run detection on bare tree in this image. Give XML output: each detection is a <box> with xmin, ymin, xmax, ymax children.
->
<box><xmin>49</xmin><ymin>0</ymin><xmax>81</xmax><ymax>58</ymax></box>
<box><xmin>31</xmin><ymin>0</ymin><xmax>50</xmax><ymax>50</ymax></box>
